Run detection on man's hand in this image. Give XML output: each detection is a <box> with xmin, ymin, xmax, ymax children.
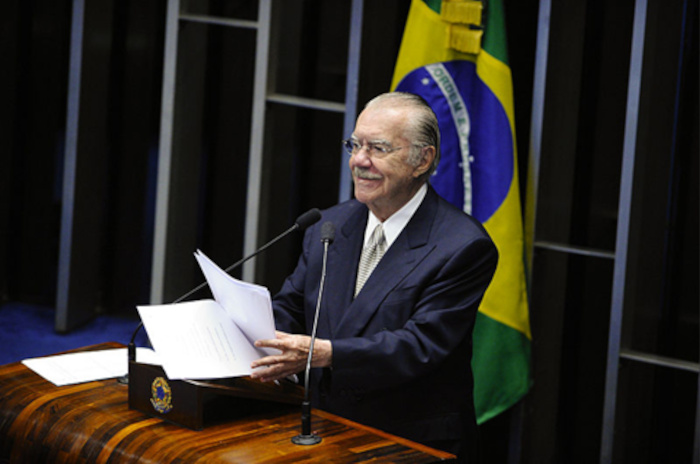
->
<box><xmin>250</xmin><ymin>331</ymin><xmax>332</xmax><ymax>383</ymax></box>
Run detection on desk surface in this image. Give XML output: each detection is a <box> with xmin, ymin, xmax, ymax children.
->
<box><xmin>0</xmin><ymin>343</ymin><xmax>455</xmax><ymax>463</ymax></box>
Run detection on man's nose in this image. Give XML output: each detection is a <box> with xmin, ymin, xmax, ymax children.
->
<box><xmin>350</xmin><ymin>146</ymin><xmax>373</xmax><ymax>165</ymax></box>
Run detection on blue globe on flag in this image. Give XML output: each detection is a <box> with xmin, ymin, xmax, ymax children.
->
<box><xmin>396</xmin><ymin>60</ymin><xmax>513</xmax><ymax>224</ymax></box>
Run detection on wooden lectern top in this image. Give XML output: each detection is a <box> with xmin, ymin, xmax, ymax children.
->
<box><xmin>0</xmin><ymin>343</ymin><xmax>456</xmax><ymax>463</ymax></box>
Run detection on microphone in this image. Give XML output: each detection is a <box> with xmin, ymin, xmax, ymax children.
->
<box><xmin>118</xmin><ymin>208</ymin><xmax>322</xmax><ymax>383</ymax></box>
<box><xmin>292</xmin><ymin>221</ymin><xmax>335</xmax><ymax>445</ymax></box>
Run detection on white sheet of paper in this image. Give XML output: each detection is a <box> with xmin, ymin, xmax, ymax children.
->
<box><xmin>22</xmin><ymin>347</ymin><xmax>159</xmax><ymax>387</ymax></box>
<box><xmin>137</xmin><ymin>300</ymin><xmax>265</xmax><ymax>380</ymax></box>
<box><xmin>194</xmin><ymin>250</ymin><xmax>277</xmax><ymax>352</ymax></box>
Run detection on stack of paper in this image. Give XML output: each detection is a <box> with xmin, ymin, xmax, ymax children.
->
<box><xmin>137</xmin><ymin>250</ymin><xmax>278</xmax><ymax>380</ymax></box>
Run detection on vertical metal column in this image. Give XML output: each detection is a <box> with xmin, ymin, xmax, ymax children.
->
<box><xmin>338</xmin><ymin>0</ymin><xmax>364</xmax><ymax>202</ymax></box>
<box><xmin>692</xmin><ymin>8</ymin><xmax>700</xmax><ymax>463</ymax></box>
<box><xmin>599</xmin><ymin>0</ymin><xmax>648</xmax><ymax>461</ymax></box>
<box><xmin>695</xmin><ymin>112</ymin><xmax>700</xmax><ymax>464</ymax></box>
<box><xmin>56</xmin><ymin>0</ymin><xmax>85</xmax><ymax>326</ymax></box>
<box><xmin>690</xmin><ymin>2</ymin><xmax>699</xmax><ymax>460</ymax></box>
<box><xmin>524</xmin><ymin>0</ymin><xmax>552</xmax><ymax>272</ymax></box>
<box><xmin>516</xmin><ymin>2</ymin><xmax>551</xmax><ymax>462</ymax></box>
<box><xmin>242</xmin><ymin>0</ymin><xmax>272</xmax><ymax>283</ymax></box>
<box><xmin>150</xmin><ymin>0</ymin><xmax>181</xmax><ymax>304</ymax></box>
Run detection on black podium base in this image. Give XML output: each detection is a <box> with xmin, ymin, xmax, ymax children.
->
<box><xmin>127</xmin><ymin>361</ymin><xmax>303</xmax><ymax>430</ymax></box>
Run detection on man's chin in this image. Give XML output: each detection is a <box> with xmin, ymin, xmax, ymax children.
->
<box><xmin>354</xmin><ymin>190</ymin><xmax>377</xmax><ymax>206</ymax></box>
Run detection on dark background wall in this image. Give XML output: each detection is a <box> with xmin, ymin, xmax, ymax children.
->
<box><xmin>1</xmin><ymin>0</ymin><xmax>166</xmax><ymax>312</ymax></box>
<box><xmin>1</xmin><ymin>1</ymin><xmax>697</xmax><ymax>463</ymax></box>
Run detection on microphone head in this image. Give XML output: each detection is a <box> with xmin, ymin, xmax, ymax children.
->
<box><xmin>321</xmin><ymin>222</ymin><xmax>335</xmax><ymax>243</ymax></box>
<box><xmin>295</xmin><ymin>208</ymin><xmax>322</xmax><ymax>230</ymax></box>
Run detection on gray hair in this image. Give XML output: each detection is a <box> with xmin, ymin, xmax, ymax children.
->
<box><xmin>364</xmin><ymin>92</ymin><xmax>441</xmax><ymax>180</ymax></box>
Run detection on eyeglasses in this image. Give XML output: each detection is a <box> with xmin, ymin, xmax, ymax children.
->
<box><xmin>342</xmin><ymin>138</ymin><xmax>410</xmax><ymax>159</ymax></box>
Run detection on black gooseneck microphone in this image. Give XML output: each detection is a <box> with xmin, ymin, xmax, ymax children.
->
<box><xmin>117</xmin><ymin>208</ymin><xmax>322</xmax><ymax>384</ymax></box>
<box><xmin>292</xmin><ymin>221</ymin><xmax>335</xmax><ymax>445</ymax></box>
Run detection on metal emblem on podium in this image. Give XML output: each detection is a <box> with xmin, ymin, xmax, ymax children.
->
<box><xmin>150</xmin><ymin>377</ymin><xmax>173</xmax><ymax>414</ymax></box>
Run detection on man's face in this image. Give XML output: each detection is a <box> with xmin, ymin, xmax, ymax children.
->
<box><xmin>349</xmin><ymin>104</ymin><xmax>429</xmax><ymax>221</ymax></box>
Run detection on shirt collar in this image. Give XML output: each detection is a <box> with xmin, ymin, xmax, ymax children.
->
<box><xmin>364</xmin><ymin>183</ymin><xmax>428</xmax><ymax>248</ymax></box>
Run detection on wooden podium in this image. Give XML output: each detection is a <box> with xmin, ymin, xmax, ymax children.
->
<box><xmin>0</xmin><ymin>343</ymin><xmax>456</xmax><ymax>463</ymax></box>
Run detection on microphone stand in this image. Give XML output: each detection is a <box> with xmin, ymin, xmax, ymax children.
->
<box><xmin>292</xmin><ymin>222</ymin><xmax>334</xmax><ymax>445</ymax></box>
<box><xmin>117</xmin><ymin>208</ymin><xmax>322</xmax><ymax>385</ymax></box>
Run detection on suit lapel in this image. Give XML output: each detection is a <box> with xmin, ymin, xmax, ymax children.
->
<box><xmin>333</xmin><ymin>188</ymin><xmax>440</xmax><ymax>339</ymax></box>
<box><xmin>322</xmin><ymin>205</ymin><xmax>366</xmax><ymax>338</ymax></box>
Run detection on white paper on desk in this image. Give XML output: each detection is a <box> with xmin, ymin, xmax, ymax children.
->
<box><xmin>22</xmin><ymin>348</ymin><xmax>159</xmax><ymax>387</ymax></box>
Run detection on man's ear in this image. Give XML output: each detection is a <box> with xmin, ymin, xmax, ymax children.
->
<box><xmin>413</xmin><ymin>146</ymin><xmax>436</xmax><ymax>178</ymax></box>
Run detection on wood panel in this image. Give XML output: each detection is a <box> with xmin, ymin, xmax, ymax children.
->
<box><xmin>0</xmin><ymin>343</ymin><xmax>455</xmax><ymax>463</ymax></box>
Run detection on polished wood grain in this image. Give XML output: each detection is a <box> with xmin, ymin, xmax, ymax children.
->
<box><xmin>0</xmin><ymin>343</ymin><xmax>456</xmax><ymax>463</ymax></box>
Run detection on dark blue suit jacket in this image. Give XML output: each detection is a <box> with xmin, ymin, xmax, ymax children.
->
<box><xmin>273</xmin><ymin>186</ymin><xmax>497</xmax><ymax>460</ymax></box>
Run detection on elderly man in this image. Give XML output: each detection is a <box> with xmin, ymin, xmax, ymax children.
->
<box><xmin>252</xmin><ymin>92</ymin><xmax>497</xmax><ymax>462</ymax></box>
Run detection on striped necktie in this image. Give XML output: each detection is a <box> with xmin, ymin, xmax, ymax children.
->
<box><xmin>355</xmin><ymin>224</ymin><xmax>387</xmax><ymax>296</ymax></box>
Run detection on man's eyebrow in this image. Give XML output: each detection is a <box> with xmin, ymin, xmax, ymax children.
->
<box><xmin>369</xmin><ymin>139</ymin><xmax>392</xmax><ymax>145</ymax></box>
<box><xmin>351</xmin><ymin>136</ymin><xmax>393</xmax><ymax>145</ymax></box>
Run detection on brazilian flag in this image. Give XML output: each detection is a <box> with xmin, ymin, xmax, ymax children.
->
<box><xmin>391</xmin><ymin>0</ymin><xmax>532</xmax><ymax>423</ymax></box>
